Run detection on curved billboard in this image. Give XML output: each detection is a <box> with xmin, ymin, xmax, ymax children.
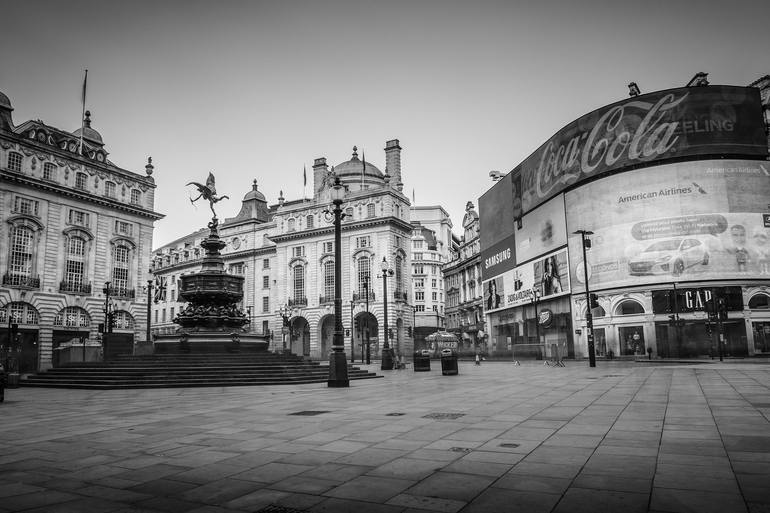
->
<box><xmin>566</xmin><ymin>159</ymin><xmax>770</xmax><ymax>292</ymax></box>
<box><xmin>514</xmin><ymin>86</ymin><xmax>766</xmax><ymax>215</ymax></box>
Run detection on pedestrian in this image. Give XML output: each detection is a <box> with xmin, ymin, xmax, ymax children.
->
<box><xmin>475</xmin><ymin>347</ymin><xmax>481</xmax><ymax>365</ymax></box>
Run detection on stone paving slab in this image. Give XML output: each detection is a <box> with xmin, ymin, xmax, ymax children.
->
<box><xmin>1</xmin><ymin>360</ymin><xmax>769</xmax><ymax>512</ymax></box>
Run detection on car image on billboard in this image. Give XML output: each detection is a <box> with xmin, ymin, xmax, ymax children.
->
<box><xmin>628</xmin><ymin>237</ymin><xmax>710</xmax><ymax>276</ymax></box>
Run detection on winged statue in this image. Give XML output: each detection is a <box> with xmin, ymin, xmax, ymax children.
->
<box><xmin>187</xmin><ymin>172</ymin><xmax>229</xmax><ymax>217</ymax></box>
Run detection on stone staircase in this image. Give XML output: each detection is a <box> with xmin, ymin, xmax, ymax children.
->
<box><xmin>20</xmin><ymin>352</ymin><xmax>381</xmax><ymax>389</ymax></box>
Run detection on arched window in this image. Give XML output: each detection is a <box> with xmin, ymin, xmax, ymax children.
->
<box><xmin>615</xmin><ymin>300</ymin><xmax>645</xmax><ymax>315</ymax></box>
<box><xmin>323</xmin><ymin>260</ymin><xmax>335</xmax><ymax>300</ymax></box>
<box><xmin>112</xmin><ymin>244</ymin><xmax>131</xmax><ymax>297</ymax></box>
<box><xmin>357</xmin><ymin>256</ymin><xmax>370</xmax><ymax>296</ymax></box>
<box><xmin>367</xmin><ymin>203</ymin><xmax>375</xmax><ymax>218</ymax></box>
<box><xmin>293</xmin><ymin>265</ymin><xmax>305</xmax><ymax>303</ymax></box>
<box><xmin>749</xmin><ymin>294</ymin><xmax>770</xmax><ymax>309</ymax></box>
<box><xmin>75</xmin><ymin>172</ymin><xmax>88</xmax><ymax>190</ymax></box>
<box><xmin>105</xmin><ymin>181</ymin><xmax>117</xmax><ymax>198</ymax></box>
<box><xmin>113</xmin><ymin>311</ymin><xmax>135</xmax><ymax>330</ymax></box>
<box><xmin>7</xmin><ymin>151</ymin><xmax>22</xmax><ymax>172</ymax></box>
<box><xmin>395</xmin><ymin>255</ymin><xmax>403</xmax><ymax>294</ymax></box>
<box><xmin>64</xmin><ymin>236</ymin><xmax>87</xmax><ymax>291</ymax></box>
<box><xmin>287</xmin><ymin>218</ymin><xmax>296</xmax><ymax>232</ymax></box>
<box><xmin>345</xmin><ymin>207</ymin><xmax>353</xmax><ymax>219</ymax></box>
<box><xmin>1</xmin><ymin>302</ymin><xmax>40</xmax><ymax>325</ymax></box>
<box><xmin>54</xmin><ymin>306</ymin><xmax>91</xmax><ymax>327</ymax></box>
<box><xmin>130</xmin><ymin>189</ymin><xmax>141</xmax><ymax>205</ymax></box>
<box><xmin>43</xmin><ymin>162</ymin><xmax>57</xmax><ymax>181</ymax></box>
<box><xmin>306</xmin><ymin>215</ymin><xmax>314</xmax><ymax>229</ymax></box>
<box><xmin>8</xmin><ymin>226</ymin><xmax>34</xmax><ymax>283</ymax></box>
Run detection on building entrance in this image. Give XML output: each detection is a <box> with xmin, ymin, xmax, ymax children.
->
<box><xmin>752</xmin><ymin>322</ymin><xmax>770</xmax><ymax>354</ymax></box>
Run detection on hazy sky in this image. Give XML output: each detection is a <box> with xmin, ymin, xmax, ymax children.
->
<box><xmin>2</xmin><ymin>0</ymin><xmax>768</xmax><ymax>248</ymax></box>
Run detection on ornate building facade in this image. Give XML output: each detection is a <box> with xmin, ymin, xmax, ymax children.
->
<box><xmin>0</xmin><ymin>90</ymin><xmax>163</xmax><ymax>371</ymax></box>
<box><xmin>151</xmin><ymin>141</ymin><xmax>415</xmax><ymax>361</ymax></box>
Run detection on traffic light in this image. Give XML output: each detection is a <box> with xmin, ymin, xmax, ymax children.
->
<box><xmin>589</xmin><ymin>293</ymin><xmax>599</xmax><ymax>309</ymax></box>
<box><xmin>98</xmin><ymin>323</ymin><xmax>105</xmax><ymax>333</ymax></box>
<box><xmin>108</xmin><ymin>312</ymin><xmax>117</xmax><ymax>331</ymax></box>
<box><xmin>407</xmin><ymin>326</ymin><xmax>412</xmax><ymax>337</ymax></box>
<box><xmin>11</xmin><ymin>323</ymin><xmax>19</xmax><ymax>336</ymax></box>
<box><xmin>583</xmin><ymin>238</ymin><xmax>592</xmax><ymax>249</ymax></box>
<box><xmin>717</xmin><ymin>297</ymin><xmax>728</xmax><ymax>321</ymax></box>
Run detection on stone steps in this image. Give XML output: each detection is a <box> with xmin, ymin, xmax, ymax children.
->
<box><xmin>20</xmin><ymin>352</ymin><xmax>381</xmax><ymax>389</ymax></box>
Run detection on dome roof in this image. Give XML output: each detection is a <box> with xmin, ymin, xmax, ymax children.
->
<box><xmin>0</xmin><ymin>91</ymin><xmax>11</xmax><ymax>110</ymax></box>
<box><xmin>72</xmin><ymin>111</ymin><xmax>103</xmax><ymax>145</ymax></box>
<box><xmin>334</xmin><ymin>146</ymin><xmax>383</xmax><ymax>179</ymax></box>
<box><xmin>243</xmin><ymin>179</ymin><xmax>266</xmax><ymax>202</ymax></box>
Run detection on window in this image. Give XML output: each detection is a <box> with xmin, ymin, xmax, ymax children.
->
<box><xmin>54</xmin><ymin>307</ymin><xmax>90</xmax><ymax>327</ymax></box>
<box><xmin>105</xmin><ymin>181</ymin><xmax>117</xmax><ymax>198</ymax></box>
<box><xmin>154</xmin><ymin>310</ymin><xmax>158</xmax><ymax>323</ymax></box>
<box><xmin>65</xmin><ymin>237</ymin><xmax>86</xmax><ymax>288</ymax></box>
<box><xmin>171</xmin><ymin>290</ymin><xmax>176</xmax><ymax>302</ymax></box>
<box><xmin>395</xmin><ymin>255</ymin><xmax>403</xmax><ymax>293</ymax></box>
<box><xmin>130</xmin><ymin>189</ymin><xmax>141</xmax><ymax>205</ymax></box>
<box><xmin>414</xmin><ymin>278</ymin><xmax>424</xmax><ymax>288</ymax></box>
<box><xmin>414</xmin><ymin>252</ymin><xmax>423</xmax><ymax>261</ymax></box>
<box><xmin>230</xmin><ymin>263</ymin><xmax>244</xmax><ymax>275</ymax></box>
<box><xmin>75</xmin><ymin>172</ymin><xmax>88</xmax><ymax>190</ymax></box>
<box><xmin>416</xmin><ymin>291</ymin><xmax>425</xmax><ymax>301</ymax></box>
<box><xmin>394</xmin><ymin>204</ymin><xmax>401</xmax><ymax>217</ymax></box>
<box><xmin>112</xmin><ymin>244</ymin><xmax>130</xmax><ymax>295</ymax></box>
<box><xmin>113</xmin><ymin>311</ymin><xmax>135</xmax><ymax>330</ymax></box>
<box><xmin>414</xmin><ymin>265</ymin><xmax>424</xmax><ymax>274</ymax></box>
<box><xmin>306</xmin><ymin>215</ymin><xmax>314</xmax><ymax>229</ymax></box>
<box><xmin>432</xmin><ymin>279</ymin><xmax>437</xmax><ymax>288</ymax></box>
<box><xmin>345</xmin><ymin>207</ymin><xmax>353</xmax><ymax>218</ymax></box>
<box><xmin>293</xmin><ymin>265</ymin><xmax>305</xmax><ymax>301</ymax></box>
<box><xmin>43</xmin><ymin>162</ymin><xmax>57</xmax><ymax>181</ymax></box>
<box><xmin>262</xmin><ymin>320</ymin><xmax>269</xmax><ymax>334</ymax></box>
<box><xmin>263</xmin><ymin>275</ymin><xmax>270</xmax><ymax>289</ymax></box>
<box><xmin>13</xmin><ymin>196</ymin><xmax>39</xmax><ymax>216</ymax></box>
<box><xmin>414</xmin><ymin>240</ymin><xmax>424</xmax><ymax>249</ymax></box>
<box><xmin>432</xmin><ymin>292</ymin><xmax>438</xmax><ymax>300</ymax></box>
<box><xmin>115</xmin><ymin>220</ymin><xmax>133</xmax><ymax>236</ymax></box>
<box><xmin>287</xmin><ymin>218</ymin><xmax>296</xmax><ymax>232</ymax></box>
<box><xmin>323</xmin><ymin>260</ymin><xmax>335</xmax><ymax>299</ymax></box>
<box><xmin>393</xmin><ymin>235</ymin><xmax>402</xmax><ymax>248</ymax></box>
<box><xmin>68</xmin><ymin>209</ymin><xmax>90</xmax><ymax>227</ymax></box>
<box><xmin>433</xmin><ymin>305</ymin><xmax>438</xmax><ymax>312</ymax></box>
<box><xmin>8</xmin><ymin>226</ymin><xmax>34</xmax><ymax>280</ymax></box>
<box><xmin>170</xmin><ymin>307</ymin><xmax>175</xmax><ymax>319</ymax></box>
<box><xmin>415</xmin><ymin>305</ymin><xmax>425</xmax><ymax>312</ymax></box>
<box><xmin>262</xmin><ymin>296</ymin><xmax>270</xmax><ymax>313</ymax></box>
<box><xmin>263</xmin><ymin>258</ymin><xmax>270</xmax><ymax>269</ymax></box>
<box><xmin>356</xmin><ymin>236</ymin><xmax>371</xmax><ymax>248</ymax></box>
<box><xmin>292</xmin><ymin>246</ymin><xmax>305</xmax><ymax>258</ymax></box>
<box><xmin>7</xmin><ymin>152</ymin><xmax>22</xmax><ymax>172</ymax></box>
<box><xmin>323</xmin><ymin>241</ymin><xmax>333</xmax><ymax>254</ymax></box>
<box><xmin>357</xmin><ymin>256</ymin><xmax>370</xmax><ymax>295</ymax></box>
<box><xmin>615</xmin><ymin>300</ymin><xmax>645</xmax><ymax>316</ymax></box>
<box><xmin>162</xmin><ymin>309</ymin><xmax>166</xmax><ymax>322</ymax></box>
<box><xmin>367</xmin><ymin>203</ymin><xmax>375</xmax><ymax>218</ymax></box>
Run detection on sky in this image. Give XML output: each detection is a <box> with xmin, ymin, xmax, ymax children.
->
<box><xmin>1</xmin><ymin>0</ymin><xmax>768</xmax><ymax>248</ymax></box>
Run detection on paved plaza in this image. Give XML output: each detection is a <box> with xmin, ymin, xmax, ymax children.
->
<box><xmin>1</xmin><ymin>360</ymin><xmax>769</xmax><ymax>513</ymax></box>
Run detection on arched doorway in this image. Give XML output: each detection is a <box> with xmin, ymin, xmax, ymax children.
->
<box><xmin>290</xmin><ymin>317</ymin><xmax>310</xmax><ymax>357</ymax></box>
<box><xmin>354</xmin><ymin>312</ymin><xmax>378</xmax><ymax>363</ymax></box>
<box><xmin>749</xmin><ymin>293</ymin><xmax>770</xmax><ymax>354</ymax></box>
<box><xmin>1</xmin><ymin>302</ymin><xmax>40</xmax><ymax>373</ymax></box>
<box><xmin>52</xmin><ymin>306</ymin><xmax>91</xmax><ymax>367</ymax></box>
<box><xmin>319</xmin><ymin>315</ymin><xmax>334</xmax><ymax>360</ymax></box>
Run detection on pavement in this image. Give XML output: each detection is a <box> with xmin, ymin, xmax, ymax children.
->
<box><xmin>1</xmin><ymin>359</ymin><xmax>769</xmax><ymax>513</ymax></box>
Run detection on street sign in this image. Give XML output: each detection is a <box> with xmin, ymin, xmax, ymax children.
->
<box><xmin>763</xmin><ymin>213</ymin><xmax>770</xmax><ymax>227</ymax></box>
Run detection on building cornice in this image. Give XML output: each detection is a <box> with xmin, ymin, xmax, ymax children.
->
<box><xmin>270</xmin><ymin>216</ymin><xmax>412</xmax><ymax>243</ymax></box>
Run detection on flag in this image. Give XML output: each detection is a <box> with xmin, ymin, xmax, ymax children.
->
<box><xmin>412</xmin><ymin>188</ymin><xmax>415</xmax><ymax>203</ymax></box>
<box><xmin>361</xmin><ymin>149</ymin><xmax>366</xmax><ymax>188</ymax></box>
<box><xmin>78</xmin><ymin>69</ymin><xmax>88</xmax><ymax>155</ymax></box>
<box><xmin>303</xmin><ymin>164</ymin><xmax>307</xmax><ymax>187</ymax></box>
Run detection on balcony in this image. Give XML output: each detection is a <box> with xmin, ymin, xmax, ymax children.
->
<box><xmin>288</xmin><ymin>297</ymin><xmax>307</xmax><ymax>307</ymax></box>
<box><xmin>2</xmin><ymin>272</ymin><xmax>41</xmax><ymax>289</ymax></box>
<box><xmin>352</xmin><ymin>291</ymin><xmax>375</xmax><ymax>302</ymax></box>
<box><xmin>59</xmin><ymin>280</ymin><xmax>92</xmax><ymax>294</ymax></box>
<box><xmin>109</xmin><ymin>286</ymin><xmax>136</xmax><ymax>300</ymax></box>
<box><xmin>393</xmin><ymin>290</ymin><xmax>408</xmax><ymax>302</ymax></box>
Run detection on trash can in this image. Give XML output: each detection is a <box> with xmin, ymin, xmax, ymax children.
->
<box><xmin>440</xmin><ymin>348</ymin><xmax>458</xmax><ymax>376</ymax></box>
<box><xmin>414</xmin><ymin>350</ymin><xmax>431</xmax><ymax>372</ymax></box>
<box><xmin>0</xmin><ymin>363</ymin><xmax>6</xmax><ymax>402</ymax></box>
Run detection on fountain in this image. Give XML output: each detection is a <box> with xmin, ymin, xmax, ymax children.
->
<box><xmin>154</xmin><ymin>173</ymin><xmax>269</xmax><ymax>353</ymax></box>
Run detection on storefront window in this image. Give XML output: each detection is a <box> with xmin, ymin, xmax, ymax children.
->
<box><xmin>619</xmin><ymin>326</ymin><xmax>645</xmax><ymax>356</ymax></box>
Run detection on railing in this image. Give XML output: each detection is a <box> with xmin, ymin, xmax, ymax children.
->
<box><xmin>288</xmin><ymin>297</ymin><xmax>307</xmax><ymax>307</ymax></box>
<box><xmin>393</xmin><ymin>290</ymin><xmax>408</xmax><ymax>302</ymax></box>
<box><xmin>2</xmin><ymin>272</ymin><xmax>41</xmax><ymax>289</ymax></box>
<box><xmin>59</xmin><ymin>280</ymin><xmax>92</xmax><ymax>294</ymax></box>
<box><xmin>352</xmin><ymin>291</ymin><xmax>376</xmax><ymax>302</ymax></box>
<box><xmin>108</xmin><ymin>286</ymin><xmax>136</xmax><ymax>300</ymax></box>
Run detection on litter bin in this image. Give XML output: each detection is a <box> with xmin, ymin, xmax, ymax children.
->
<box><xmin>440</xmin><ymin>348</ymin><xmax>458</xmax><ymax>376</ymax></box>
<box><xmin>0</xmin><ymin>362</ymin><xmax>6</xmax><ymax>402</ymax></box>
<box><xmin>414</xmin><ymin>350</ymin><xmax>431</xmax><ymax>372</ymax></box>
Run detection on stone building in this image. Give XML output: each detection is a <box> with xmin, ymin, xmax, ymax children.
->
<box><xmin>0</xmin><ymin>90</ymin><xmax>162</xmax><ymax>371</ymax></box>
<box><xmin>443</xmin><ymin>201</ymin><xmax>485</xmax><ymax>355</ymax></box>
<box><xmin>151</xmin><ymin>141</ymin><xmax>415</xmax><ymax>361</ymax></box>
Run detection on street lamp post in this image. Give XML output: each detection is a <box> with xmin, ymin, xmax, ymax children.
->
<box><xmin>380</xmin><ymin>257</ymin><xmax>395</xmax><ymax>370</ymax></box>
<box><xmin>327</xmin><ymin>176</ymin><xmax>349</xmax><ymax>387</ymax></box>
<box><xmin>103</xmin><ymin>281</ymin><xmax>114</xmax><ymax>334</ymax></box>
<box><xmin>532</xmin><ymin>287</ymin><xmax>541</xmax><ymax>347</ymax></box>
<box><xmin>574</xmin><ymin>230</ymin><xmax>596</xmax><ymax>367</ymax></box>
<box><xmin>349</xmin><ymin>299</ymin><xmax>355</xmax><ymax>363</ymax></box>
<box><xmin>278</xmin><ymin>304</ymin><xmax>290</xmax><ymax>353</ymax></box>
<box><xmin>146</xmin><ymin>279</ymin><xmax>153</xmax><ymax>345</ymax></box>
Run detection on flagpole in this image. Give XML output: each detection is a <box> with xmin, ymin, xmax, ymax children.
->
<box><xmin>303</xmin><ymin>164</ymin><xmax>307</xmax><ymax>201</ymax></box>
<box><xmin>361</xmin><ymin>149</ymin><xmax>365</xmax><ymax>189</ymax></box>
<box><xmin>78</xmin><ymin>69</ymin><xmax>88</xmax><ymax>155</ymax></box>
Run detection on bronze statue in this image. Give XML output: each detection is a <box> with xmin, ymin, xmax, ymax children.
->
<box><xmin>187</xmin><ymin>172</ymin><xmax>229</xmax><ymax>217</ymax></box>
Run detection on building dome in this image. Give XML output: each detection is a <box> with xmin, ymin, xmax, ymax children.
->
<box><xmin>243</xmin><ymin>179</ymin><xmax>266</xmax><ymax>202</ymax></box>
<box><xmin>334</xmin><ymin>146</ymin><xmax>383</xmax><ymax>179</ymax></box>
<box><xmin>0</xmin><ymin>90</ymin><xmax>12</xmax><ymax>110</ymax></box>
<box><xmin>72</xmin><ymin>110</ymin><xmax>104</xmax><ymax>145</ymax></box>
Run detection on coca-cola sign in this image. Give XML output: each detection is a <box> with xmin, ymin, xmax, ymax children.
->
<box><xmin>516</xmin><ymin>86</ymin><xmax>766</xmax><ymax>214</ymax></box>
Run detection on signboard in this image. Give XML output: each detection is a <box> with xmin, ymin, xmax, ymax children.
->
<box><xmin>480</xmin><ymin>170</ymin><xmax>517</xmax><ymax>280</ymax></box>
<box><xmin>651</xmin><ymin>286</ymin><xmax>743</xmax><ymax>314</ymax></box>
<box><xmin>437</xmin><ymin>340</ymin><xmax>458</xmax><ymax>350</ymax></box>
<box><xmin>481</xmin><ymin>234</ymin><xmax>516</xmax><ymax>281</ymax></box>
<box><xmin>516</xmin><ymin>195</ymin><xmax>567</xmax><ymax>264</ymax></box>
<box><xmin>566</xmin><ymin>159</ymin><xmax>770</xmax><ymax>292</ymax></box>
<box><xmin>513</xmin><ymin>86</ymin><xmax>766</xmax><ymax>215</ymax></box>
<box><xmin>483</xmin><ymin>248</ymin><xmax>570</xmax><ymax>313</ymax></box>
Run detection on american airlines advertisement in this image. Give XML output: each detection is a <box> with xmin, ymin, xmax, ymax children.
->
<box><xmin>566</xmin><ymin>159</ymin><xmax>770</xmax><ymax>292</ymax></box>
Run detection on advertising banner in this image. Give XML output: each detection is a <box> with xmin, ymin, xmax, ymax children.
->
<box><xmin>483</xmin><ymin>248</ymin><xmax>570</xmax><ymax>313</ymax></box>
<box><xmin>516</xmin><ymin>195</ymin><xmax>567</xmax><ymax>264</ymax></box>
<box><xmin>480</xmin><ymin>173</ymin><xmax>516</xmax><ymax>280</ymax></box>
<box><xmin>651</xmin><ymin>286</ymin><xmax>743</xmax><ymax>314</ymax></box>
<box><xmin>512</xmin><ymin>86</ymin><xmax>766</xmax><ymax>215</ymax></box>
<box><xmin>566</xmin><ymin>159</ymin><xmax>770</xmax><ymax>292</ymax></box>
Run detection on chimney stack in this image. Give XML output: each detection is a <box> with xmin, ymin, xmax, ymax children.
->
<box><xmin>313</xmin><ymin>157</ymin><xmax>328</xmax><ymax>197</ymax></box>
<box><xmin>384</xmin><ymin>139</ymin><xmax>402</xmax><ymax>192</ymax></box>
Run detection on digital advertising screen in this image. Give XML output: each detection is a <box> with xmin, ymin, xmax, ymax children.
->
<box><xmin>515</xmin><ymin>195</ymin><xmax>567</xmax><ymax>264</ymax></box>
<box><xmin>483</xmin><ymin>248</ymin><xmax>571</xmax><ymax>313</ymax></box>
<box><xmin>565</xmin><ymin>159</ymin><xmax>770</xmax><ymax>292</ymax></box>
